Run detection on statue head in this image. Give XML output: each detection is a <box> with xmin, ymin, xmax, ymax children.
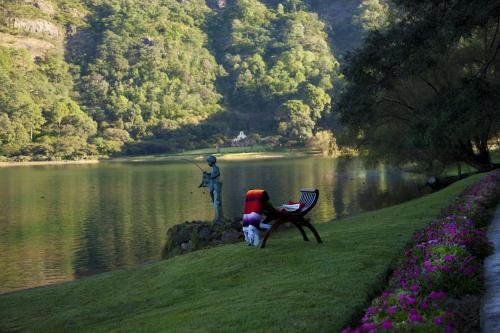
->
<box><xmin>206</xmin><ymin>155</ymin><xmax>217</xmax><ymax>166</ymax></box>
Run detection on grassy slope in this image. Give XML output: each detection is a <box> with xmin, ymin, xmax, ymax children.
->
<box><xmin>0</xmin><ymin>174</ymin><xmax>483</xmax><ymax>333</ymax></box>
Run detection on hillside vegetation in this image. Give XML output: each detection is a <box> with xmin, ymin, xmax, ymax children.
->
<box><xmin>0</xmin><ymin>0</ymin><xmax>365</xmax><ymax>161</ymax></box>
<box><xmin>3</xmin><ymin>0</ymin><xmax>496</xmax><ymax>174</ymax></box>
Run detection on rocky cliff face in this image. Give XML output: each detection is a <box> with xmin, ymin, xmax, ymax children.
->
<box><xmin>11</xmin><ymin>18</ymin><xmax>60</xmax><ymax>37</ymax></box>
<box><xmin>0</xmin><ymin>0</ymin><xmax>86</xmax><ymax>58</ymax></box>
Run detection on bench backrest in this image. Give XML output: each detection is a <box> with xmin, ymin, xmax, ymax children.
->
<box><xmin>298</xmin><ymin>188</ymin><xmax>319</xmax><ymax>215</ymax></box>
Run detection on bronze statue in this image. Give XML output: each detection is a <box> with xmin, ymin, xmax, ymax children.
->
<box><xmin>199</xmin><ymin>155</ymin><xmax>223</xmax><ymax>223</ymax></box>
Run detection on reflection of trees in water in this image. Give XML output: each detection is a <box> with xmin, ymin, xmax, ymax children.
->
<box><xmin>356</xmin><ymin>169</ymin><xmax>427</xmax><ymax>212</ymax></box>
<box><xmin>0</xmin><ymin>167</ymin><xmax>92</xmax><ymax>290</ymax></box>
<box><xmin>73</xmin><ymin>163</ymin><xmax>220</xmax><ymax>278</ymax></box>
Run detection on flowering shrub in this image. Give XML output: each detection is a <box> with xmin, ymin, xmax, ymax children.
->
<box><xmin>344</xmin><ymin>171</ymin><xmax>500</xmax><ymax>333</ymax></box>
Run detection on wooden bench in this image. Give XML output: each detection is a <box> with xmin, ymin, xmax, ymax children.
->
<box><xmin>260</xmin><ymin>188</ymin><xmax>323</xmax><ymax>248</ymax></box>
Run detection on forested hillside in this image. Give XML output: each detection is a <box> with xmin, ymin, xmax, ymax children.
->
<box><xmin>6</xmin><ymin>0</ymin><xmax>495</xmax><ymax>173</ymax></box>
<box><xmin>209</xmin><ymin>0</ymin><xmax>339</xmax><ymax>138</ymax></box>
<box><xmin>0</xmin><ymin>0</ymin><xmax>369</xmax><ymax>160</ymax></box>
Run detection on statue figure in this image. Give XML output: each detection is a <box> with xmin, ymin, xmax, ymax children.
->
<box><xmin>199</xmin><ymin>155</ymin><xmax>223</xmax><ymax>223</ymax></box>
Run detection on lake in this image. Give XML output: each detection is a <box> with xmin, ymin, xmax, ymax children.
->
<box><xmin>0</xmin><ymin>157</ymin><xmax>427</xmax><ymax>293</ymax></box>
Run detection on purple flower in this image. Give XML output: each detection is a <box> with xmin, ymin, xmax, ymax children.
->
<box><xmin>409</xmin><ymin>309</ymin><xmax>422</xmax><ymax>322</ymax></box>
<box><xmin>442</xmin><ymin>265</ymin><xmax>452</xmax><ymax>272</ymax></box>
<box><xmin>409</xmin><ymin>284</ymin><xmax>420</xmax><ymax>291</ymax></box>
<box><xmin>428</xmin><ymin>291</ymin><xmax>447</xmax><ymax>300</ymax></box>
<box><xmin>444</xmin><ymin>255</ymin><xmax>454</xmax><ymax>262</ymax></box>
<box><xmin>362</xmin><ymin>322</ymin><xmax>376</xmax><ymax>331</ymax></box>
<box><xmin>367</xmin><ymin>307</ymin><xmax>377</xmax><ymax>315</ymax></box>
<box><xmin>386</xmin><ymin>306</ymin><xmax>397</xmax><ymax>314</ymax></box>
<box><xmin>434</xmin><ymin>316</ymin><xmax>444</xmax><ymax>325</ymax></box>
<box><xmin>381</xmin><ymin>320</ymin><xmax>393</xmax><ymax>330</ymax></box>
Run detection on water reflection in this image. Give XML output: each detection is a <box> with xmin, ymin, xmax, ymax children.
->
<box><xmin>0</xmin><ymin>157</ymin><xmax>426</xmax><ymax>293</ymax></box>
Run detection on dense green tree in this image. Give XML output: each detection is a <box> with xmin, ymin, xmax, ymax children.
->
<box><xmin>353</xmin><ymin>0</ymin><xmax>389</xmax><ymax>32</ymax></box>
<box><xmin>340</xmin><ymin>0</ymin><xmax>500</xmax><ymax>172</ymax></box>
<box><xmin>276</xmin><ymin>99</ymin><xmax>315</xmax><ymax>141</ymax></box>
<box><xmin>0</xmin><ymin>47</ymin><xmax>97</xmax><ymax>160</ymax></box>
<box><xmin>78</xmin><ymin>0</ymin><xmax>222</xmax><ymax>142</ymax></box>
<box><xmin>211</xmin><ymin>0</ymin><xmax>339</xmax><ymax>136</ymax></box>
<box><xmin>299</xmin><ymin>83</ymin><xmax>331</xmax><ymax>121</ymax></box>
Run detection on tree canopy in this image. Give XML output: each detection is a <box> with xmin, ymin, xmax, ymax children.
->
<box><xmin>0</xmin><ymin>0</ymin><xmax>343</xmax><ymax>160</ymax></box>
<box><xmin>339</xmin><ymin>0</ymin><xmax>500</xmax><ymax>172</ymax></box>
<box><xmin>210</xmin><ymin>0</ymin><xmax>339</xmax><ymax>137</ymax></box>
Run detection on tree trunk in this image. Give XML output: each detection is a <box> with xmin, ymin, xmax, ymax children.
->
<box><xmin>458</xmin><ymin>139</ymin><xmax>492</xmax><ymax>171</ymax></box>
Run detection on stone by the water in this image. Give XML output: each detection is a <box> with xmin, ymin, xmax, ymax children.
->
<box><xmin>162</xmin><ymin>219</ymin><xmax>242</xmax><ymax>259</ymax></box>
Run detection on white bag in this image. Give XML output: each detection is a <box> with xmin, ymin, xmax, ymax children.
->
<box><xmin>242</xmin><ymin>225</ymin><xmax>261</xmax><ymax>247</ymax></box>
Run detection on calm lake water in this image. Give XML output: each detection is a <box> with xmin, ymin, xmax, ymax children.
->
<box><xmin>0</xmin><ymin>157</ymin><xmax>427</xmax><ymax>293</ymax></box>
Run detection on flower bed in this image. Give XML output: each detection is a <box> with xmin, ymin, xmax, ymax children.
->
<box><xmin>344</xmin><ymin>171</ymin><xmax>500</xmax><ymax>333</ymax></box>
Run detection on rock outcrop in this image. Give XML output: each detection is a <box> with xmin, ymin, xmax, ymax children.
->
<box><xmin>11</xmin><ymin>18</ymin><xmax>60</xmax><ymax>38</ymax></box>
<box><xmin>162</xmin><ymin>218</ymin><xmax>242</xmax><ymax>259</ymax></box>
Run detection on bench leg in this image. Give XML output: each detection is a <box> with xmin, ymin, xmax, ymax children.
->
<box><xmin>302</xmin><ymin>221</ymin><xmax>323</xmax><ymax>244</ymax></box>
<box><xmin>260</xmin><ymin>220</ymin><xmax>283</xmax><ymax>248</ymax></box>
<box><xmin>291</xmin><ymin>221</ymin><xmax>309</xmax><ymax>242</ymax></box>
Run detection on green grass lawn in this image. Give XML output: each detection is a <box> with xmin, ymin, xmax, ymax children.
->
<box><xmin>0</xmin><ymin>174</ymin><xmax>484</xmax><ymax>333</ymax></box>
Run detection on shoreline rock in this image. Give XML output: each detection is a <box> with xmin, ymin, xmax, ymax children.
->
<box><xmin>162</xmin><ymin>219</ymin><xmax>242</xmax><ymax>259</ymax></box>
